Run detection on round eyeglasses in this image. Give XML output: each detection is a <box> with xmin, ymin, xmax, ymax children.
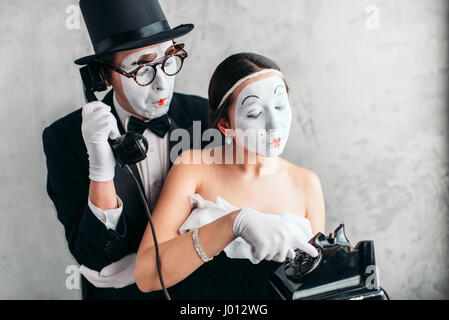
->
<box><xmin>105</xmin><ymin>43</ymin><xmax>187</xmax><ymax>86</ymax></box>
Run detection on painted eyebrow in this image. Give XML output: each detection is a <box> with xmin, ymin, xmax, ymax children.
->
<box><xmin>241</xmin><ymin>95</ymin><xmax>259</xmax><ymax>106</ymax></box>
<box><xmin>132</xmin><ymin>52</ymin><xmax>158</xmax><ymax>66</ymax></box>
<box><xmin>274</xmin><ymin>85</ymin><xmax>286</xmax><ymax>93</ymax></box>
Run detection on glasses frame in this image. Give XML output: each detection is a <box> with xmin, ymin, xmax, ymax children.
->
<box><xmin>105</xmin><ymin>43</ymin><xmax>188</xmax><ymax>87</ymax></box>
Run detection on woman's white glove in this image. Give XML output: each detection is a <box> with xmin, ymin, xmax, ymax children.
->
<box><xmin>232</xmin><ymin>208</ymin><xmax>318</xmax><ymax>263</ymax></box>
<box><xmin>81</xmin><ymin>102</ymin><xmax>120</xmax><ymax>182</ymax></box>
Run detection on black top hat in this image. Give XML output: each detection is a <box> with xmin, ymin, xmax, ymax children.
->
<box><xmin>74</xmin><ymin>0</ymin><xmax>194</xmax><ymax>65</ymax></box>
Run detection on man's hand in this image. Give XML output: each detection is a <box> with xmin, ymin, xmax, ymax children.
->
<box><xmin>81</xmin><ymin>102</ymin><xmax>120</xmax><ymax>182</ymax></box>
<box><xmin>79</xmin><ymin>253</ymin><xmax>136</xmax><ymax>289</ymax></box>
<box><xmin>232</xmin><ymin>208</ymin><xmax>318</xmax><ymax>263</ymax></box>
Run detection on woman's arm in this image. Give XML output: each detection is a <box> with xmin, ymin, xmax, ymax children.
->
<box><xmin>304</xmin><ymin>171</ymin><xmax>326</xmax><ymax>235</ymax></box>
<box><xmin>134</xmin><ymin>150</ymin><xmax>240</xmax><ymax>292</ymax></box>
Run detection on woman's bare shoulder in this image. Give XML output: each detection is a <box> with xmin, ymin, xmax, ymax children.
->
<box><xmin>282</xmin><ymin>158</ymin><xmax>322</xmax><ymax>188</ymax></box>
<box><xmin>175</xmin><ymin>146</ymin><xmax>225</xmax><ymax>165</ymax></box>
<box><xmin>283</xmin><ymin>159</ymin><xmax>325</xmax><ymax>233</ymax></box>
<box><xmin>173</xmin><ymin>147</ymin><xmax>225</xmax><ymax>174</ymax></box>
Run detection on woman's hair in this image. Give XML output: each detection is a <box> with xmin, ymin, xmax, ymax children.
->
<box><xmin>208</xmin><ymin>52</ymin><xmax>288</xmax><ymax>128</ymax></box>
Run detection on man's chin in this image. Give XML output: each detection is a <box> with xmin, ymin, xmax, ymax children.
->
<box><xmin>141</xmin><ymin>106</ymin><xmax>169</xmax><ymax>119</ymax></box>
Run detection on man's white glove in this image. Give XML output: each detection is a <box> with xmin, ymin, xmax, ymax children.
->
<box><xmin>232</xmin><ymin>208</ymin><xmax>318</xmax><ymax>263</ymax></box>
<box><xmin>79</xmin><ymin>253</ymin><xmax>136</xmax><ymax>289</ymax></box>
<box><xmin>81</xmin><ymin>102</ymin><xmax>120</xmax><ymax>182</ymax></box>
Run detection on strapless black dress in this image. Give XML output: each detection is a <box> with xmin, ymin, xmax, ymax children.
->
<box><xmin>171</xmin><ymin>251</ymin><xmax>283</xmax><ymax>300</ymax></box>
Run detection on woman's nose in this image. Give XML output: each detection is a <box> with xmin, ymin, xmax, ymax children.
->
<box><xmin>265</xmin><ymin>107</ymin><xmax>281</xmax><ymax>130</ymax></box>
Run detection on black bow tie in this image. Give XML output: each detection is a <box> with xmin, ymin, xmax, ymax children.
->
<box><xmin>127</xmin><ymin>114</ymin><xmax>171</xmax><ymax>138</ymax></box>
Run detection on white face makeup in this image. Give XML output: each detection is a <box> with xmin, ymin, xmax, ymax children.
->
<box><xmin>119</xmin><ymin>41</ymin><xmax>175</xmax><ymax>119</ymax></box>
<box><xmin>233</xmin><ymin>75</ymin><xmax>292</xmax><ymax>157</ymax></box>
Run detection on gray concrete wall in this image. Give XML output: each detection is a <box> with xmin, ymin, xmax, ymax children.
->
<box><xmin>0</xmin><ymin>0</ymin><xmax>447</xmax><ymax>299</ymax></box>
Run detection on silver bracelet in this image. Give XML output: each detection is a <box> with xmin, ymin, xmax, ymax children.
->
<box><xmin>192</xmin><ymin>228</ymin><xmax>213</xmax><ymax>262</ymax></box>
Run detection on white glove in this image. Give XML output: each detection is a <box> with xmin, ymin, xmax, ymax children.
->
<box><xmin>79</xmin><ymin>253</ymin><xmax>136</xmax><ymax>289</ymax></box>
<box><xmin>81</xmin><ymin>101</ymin><xmax>120</xmax><ymax>182</ymax></box>
<box><xmin>232</xmin><ymin>208</ymin><xmax>318</xmax><ymax>263</ymax></box>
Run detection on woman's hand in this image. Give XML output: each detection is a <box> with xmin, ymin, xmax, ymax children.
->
<box><xmin>232</xmin><ymin>208</ymin><xmax>318</xmax><ymax>263</ymax></box>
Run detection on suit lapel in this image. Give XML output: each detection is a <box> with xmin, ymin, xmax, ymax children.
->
<box><xmin>167</xmin><ymin>116</ymin><xmax>181</xmax><ymax>169</ymax></box>
<box><xmin>166</xmin><ymin>93</ymin><xmax>207</xmax><ymax>168</ymax></box>
<box><xmin>113</xmin><ymin>162</ymin><xmax>146</xmax><ymax>226</ymax></box>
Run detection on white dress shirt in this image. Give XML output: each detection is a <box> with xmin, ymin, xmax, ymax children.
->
<box><xmin>88</xmin><ymin>91</ymin><xmax>170</xmax><ymax>230</ymax></box>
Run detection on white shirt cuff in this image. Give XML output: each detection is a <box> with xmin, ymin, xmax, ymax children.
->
<box><xmin>88</xmin><ymin>195</ymin><xmax>123</xmax><ymax>230</ymax></box>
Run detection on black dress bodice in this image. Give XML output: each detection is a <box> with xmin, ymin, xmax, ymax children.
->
<box><xmin>172</xmin><ymin>251</ymin><xmax>283</xmax><ymax>300</ymax></box>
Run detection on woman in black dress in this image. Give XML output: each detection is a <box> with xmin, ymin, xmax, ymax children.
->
<box><xmin>134</xmin><ymin>52</ymin><xmax>326</xmax><ymax>299</ymax></box>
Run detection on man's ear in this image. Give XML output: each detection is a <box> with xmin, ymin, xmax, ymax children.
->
<box><xmin>217</xmin><ymin>118</ymin><xmax>231</xmax><ymax>136</ymax></box>
<box><xmin>100</xmin><ymin>68</ymin><xmax>112</xmax><ymax>87</ymax></box>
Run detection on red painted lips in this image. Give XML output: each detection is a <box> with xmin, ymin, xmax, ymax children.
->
<box><xmin>152</xmin><ymin>98</ymin><xmax>167</xmax><ymax>106</ymax></box>
<box><xmin>272</xmin><ymin>137</ymin><xmax>281</xmax><ymax>147</ymax></box>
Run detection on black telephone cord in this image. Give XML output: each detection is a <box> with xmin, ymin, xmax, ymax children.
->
<box><xmin>124</xmin><ymin>164</ymin><xmax>171</xmax><ymax>300</ymax></box>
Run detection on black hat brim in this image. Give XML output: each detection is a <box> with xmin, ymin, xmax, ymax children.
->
<box><xmin>74</xmin><ymin>23</ymin><xmax>194</xmax><ymax>65</ymax></box>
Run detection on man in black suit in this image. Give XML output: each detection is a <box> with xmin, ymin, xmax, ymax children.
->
<box><xmin>42</xmin><ymin>0</ymin><xmax>210</xmax><ymax>299</ymax></box>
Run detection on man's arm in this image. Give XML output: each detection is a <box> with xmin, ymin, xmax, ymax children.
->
<box><xmin>87</xmin><ymin>180</ymin><xmax>124</xmax><ymax>230</ymax></box>
<box><xmin>89</xmin><ymin>180</ymin><xmax>120</xmax><ymax>211</ymax></box>
<box><xmin>42</xmin><ymin>125</ymin><xmax>130</xmax><ymax>270</ymax></box>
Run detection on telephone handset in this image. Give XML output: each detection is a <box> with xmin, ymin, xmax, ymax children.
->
<box><xmin>79</xmin><ymin>63</ymin><xmax>148</xmax><ymax>167</ymax></box>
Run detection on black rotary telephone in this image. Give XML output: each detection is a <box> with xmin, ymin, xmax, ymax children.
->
<box><xmin>79</xmin><ymin>62</ymin><xmax>171</xmax><ymax>299</ymax></box>
<box><xmin>79</xmin><ymin>62</ymin><xmax>148</xmax><ymax>167</ymax></box>
<box><xmin>269</xmin><ymin>224</ymin><xmax>390</xmax><ymax>300</ymax></box>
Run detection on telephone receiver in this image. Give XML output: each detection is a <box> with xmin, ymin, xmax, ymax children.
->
<box><xmin>80</xmin><ymin>63</ymin><xmax>148</xmax><ymax>167</ymax></box>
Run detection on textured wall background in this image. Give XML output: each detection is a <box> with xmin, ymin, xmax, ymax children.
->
<box><xmin>0</xmin><ymin>0</ymin><xmax>447</xmax><ymax>299</ymax></box>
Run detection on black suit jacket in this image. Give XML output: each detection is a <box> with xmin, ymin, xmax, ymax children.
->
<box><xmin>42</xmin><ymin>90</ymin><xmax>210</xmax><ymax>299</ymax></box>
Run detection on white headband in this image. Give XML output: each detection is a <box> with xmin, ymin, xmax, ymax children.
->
<box><xmin>216</xmin><ymin>68</ymin><xmax>284</xmax><ymax>112</ymax></box>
